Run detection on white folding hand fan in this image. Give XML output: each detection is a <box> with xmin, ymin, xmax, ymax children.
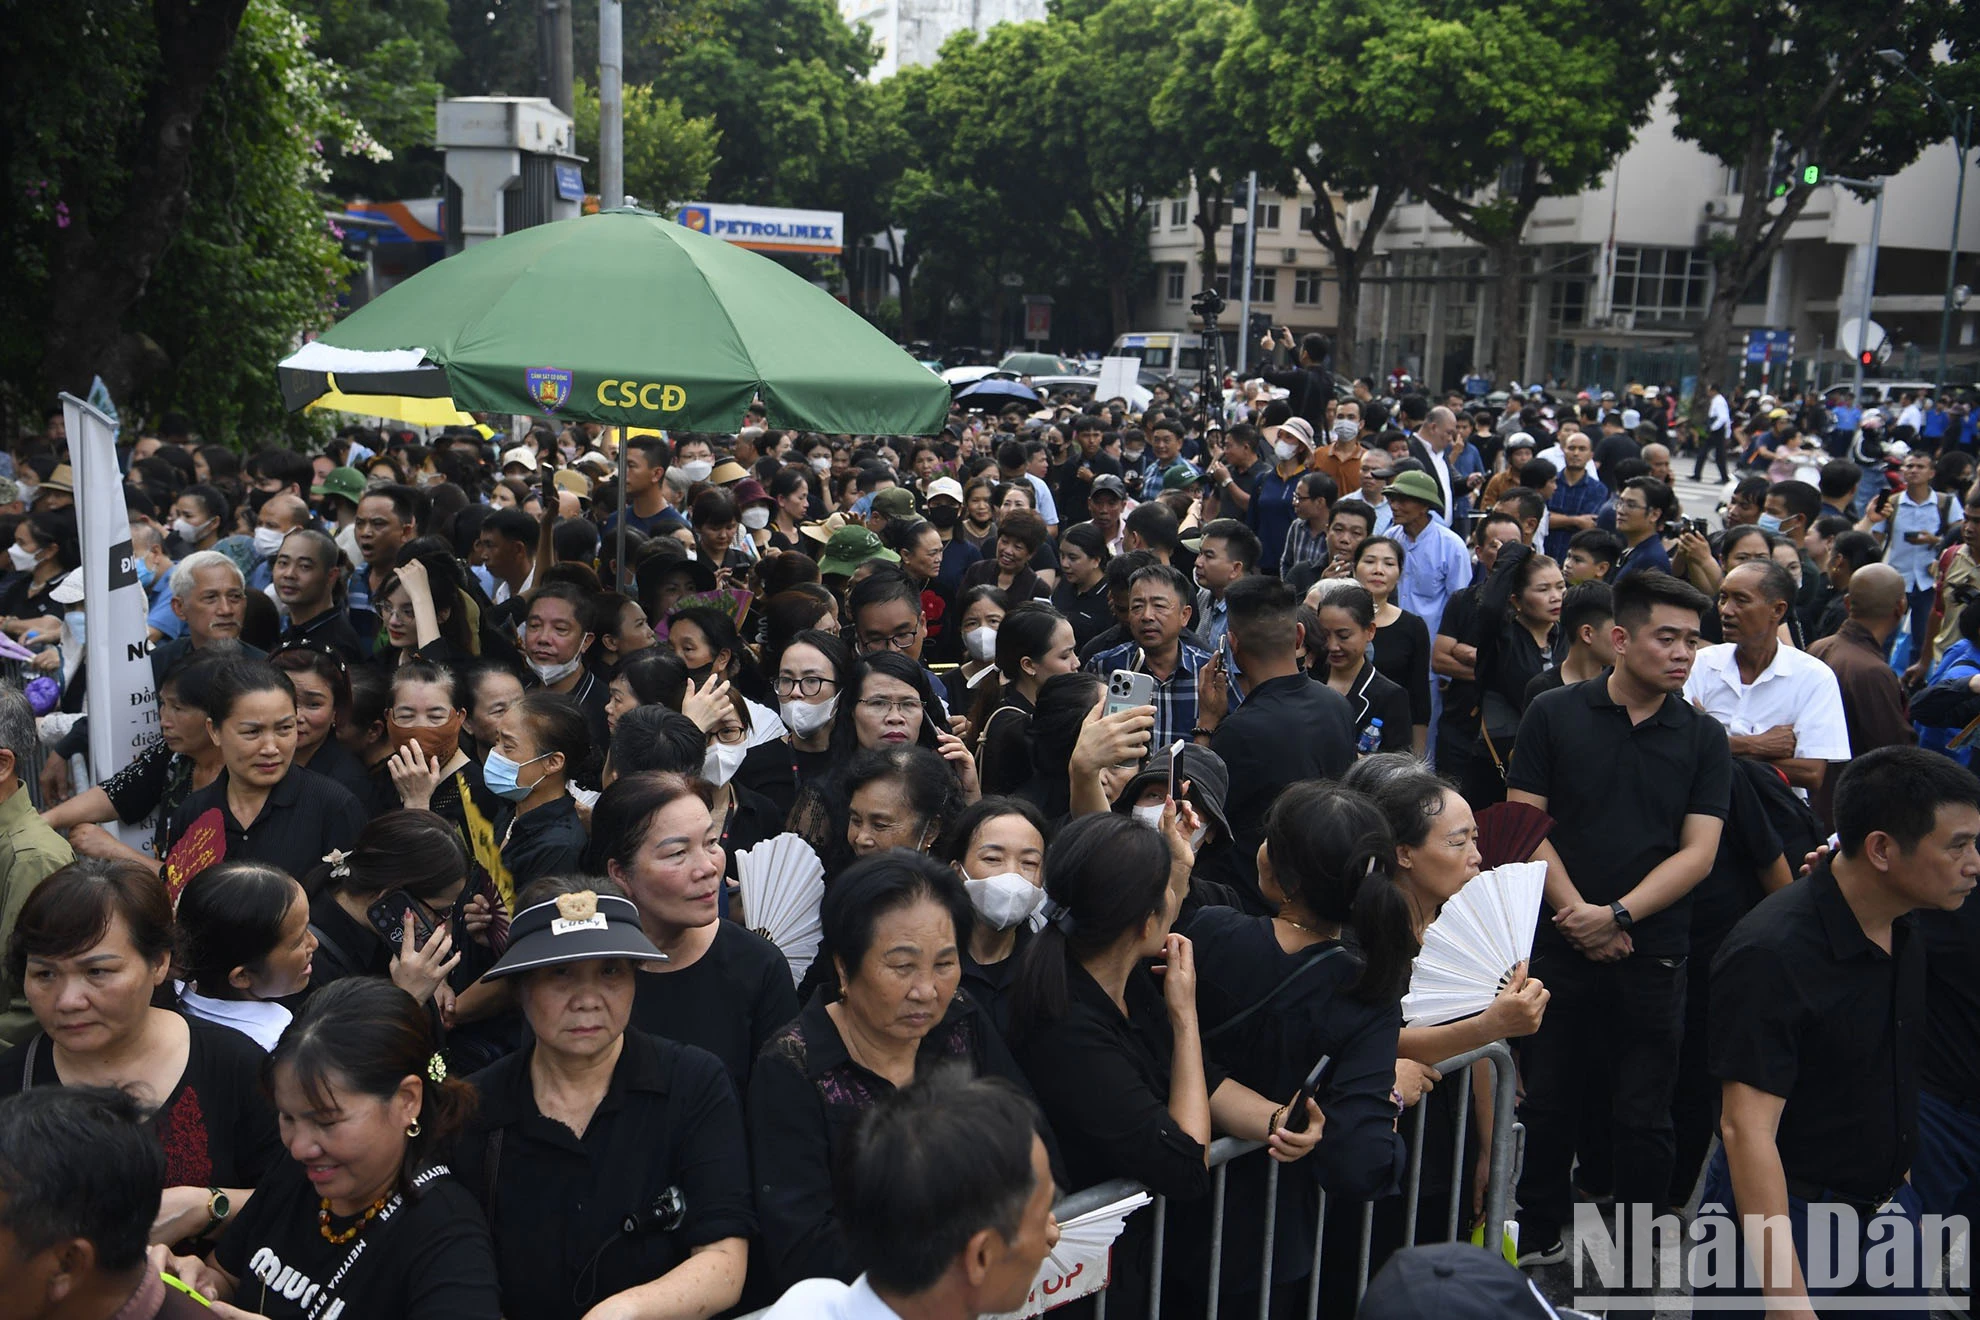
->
<box><xmin>1402</xmin><ymin>860</ymin><xmax>1546</xmax><ymax>1026</ymax></box>
<box><xmin>985</xmin><ymin>1192</ymin><xmax>1153</xmax><ymax>1320</ymax></box>
<box><xmin>737</xmin><ymin>834</ymin><xmax>827</xmax><ymax>983</ymax></box>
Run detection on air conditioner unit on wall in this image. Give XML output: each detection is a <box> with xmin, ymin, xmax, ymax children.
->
<box><xmin>1703</xmin><ymin>200</ymin><xmax>1728</xmax><ymax>219</ymax></box>
<box><xmin>1612</xmin><ymin>311</ymin><xmax>1636</xmax><ymax>331</ymax></box>
<box><xmin>1282</xmin><ymin>248</ymin><xmax>1299</xmax><ymax>263</ymax></box>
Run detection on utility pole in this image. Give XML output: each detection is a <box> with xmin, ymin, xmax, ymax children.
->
<box><xmin>1877</xmin><ymin>50</ymin><xmax>1971</xmax><ymax>392</ymax></box>
<box><xmin>1831</xmin><ymin>174</ymin><xmax>1886</xmax><ymax>403</ymax></box>
<box><xmin>541</xmin><ymin>0</ymin><xmax>574</xmax><ymax>115</ymax></box>
<box><xmin>599</xmin><ymin>0</ymin><xmax>623</xmax><ymax>208</ymax></box>
<box><xmin>1235</xmin><ymin>172</ymin><xmax>1258</xmax><ymax>377</ymax></box>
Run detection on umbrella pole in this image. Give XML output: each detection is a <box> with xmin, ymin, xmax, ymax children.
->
<box><xmin>615</xmin><ymin>429</ymin><xmax>630</xmax><ymax>593</ymax></box>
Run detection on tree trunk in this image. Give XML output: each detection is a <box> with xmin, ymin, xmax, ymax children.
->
<box><xmin>1194</xmin><ymin>181</ymin><xmax>1225</xmax><ymax>292</ymax></box>
<box><xmin>1489</xmin><ymin>236</ymin><xmax>1522</xmax><ymax>382</ymax></box>
<box><xmin>1334</xmin><ymin>250</ymin><xmax>1363</xmax><ymax>380</ymax></box>
<box><xmin>40</xmin><ymin>0</ymin><xmax>251</xmax><ymax>401</ymax></box>
<box><xmin>1109</xmin><ymin>273</ymin><xmax>1133</xmax><ymax>338</ymax></box>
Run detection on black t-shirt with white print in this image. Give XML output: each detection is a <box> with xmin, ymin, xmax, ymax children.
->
<box><xmin>214</xmin><ymin>1162</ymin><xmax>499</xmax><ymax>1320</ymax></box>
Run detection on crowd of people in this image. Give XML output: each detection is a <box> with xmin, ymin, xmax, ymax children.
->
<box><xmin>0</xmin><ymin>356</ymin><xmax>1974</xmax><ymax>1320</ymax></box>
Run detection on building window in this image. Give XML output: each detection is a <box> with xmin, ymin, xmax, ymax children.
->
<box><xmin>1252</xmin><ymin>266</ymin><xmax>1277</xmax><ymax>303</ymax></box>
<box><xmin>1258</xmin><ymin>202</ymin><xmax>1282</xmax><ymax>231</ymax></box>
<box><xmin>1293</xmin><ymin>268</ymin><xmax>1324</xmax><ymax>306</ymax></box>
<box><xmin>1611</xmin><ymin>246</ymin><xmax>1712</xmax><ymax>321</ymax></box>
<box><xmin>1169</xmin><ymin>199</ymin><xmax>1187</xmax><ymax>228</ymax></box>
<box><xmin>1165</xmin><ymin>265</ymin><xmax>1186</xmax><ymax>302</ymax></box>
<box><xmin>1217</xmin><ymin>200</ymin><xmax>1235</xmax><ymax>228</ymax></box>
<box><xmin>1297</xmin><ymin>204</ymin><xmax>1315</xmax><ymax>232</ymax></box>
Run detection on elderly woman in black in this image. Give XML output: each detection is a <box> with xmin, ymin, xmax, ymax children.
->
<box><xmin>454</xmin><ymin>876</ymin><xmax>753</xmax><ymax>1320</ymax></box>
<box><xmin>746</xmin><ymin>849</ymin><xmax>1038</xmax><ymax>1293</ymax></box>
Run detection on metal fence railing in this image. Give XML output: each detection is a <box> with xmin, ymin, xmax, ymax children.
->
<box><xmin>742</xmin><ymin>1040</ymin><xmax>1524</xmax><ymax>1320</ymax></box>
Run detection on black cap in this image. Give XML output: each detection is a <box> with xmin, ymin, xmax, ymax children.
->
<box><xmin>482</xmin><ymin>892</ymin><xmax>665</xmax><ymax>980</ymax></box>
<box><xmin>1360</xmin><ymin>1244</ymin><xmax>1565</xmax><ymax>1320</ymax></box>
<box><xmin>1089</xmin><ymin>474</ymin><xmax>1128</xmax><ymax>498</ymax></box>
<box><xmin>1116</xmin><ymin>743</ymin><xmax>1232</xmax><ymax>843</ymax></box>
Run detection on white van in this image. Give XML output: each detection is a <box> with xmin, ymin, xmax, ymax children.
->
<box><xmin>1107</xmin><ymin>331</ymin><xmax>1211</xmax><ymax>374</ymax></box>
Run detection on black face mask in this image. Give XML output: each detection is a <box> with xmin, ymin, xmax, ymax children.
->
<box><xmin>926</xmin><ymin>503</ymin><xmax>961</xmax><ymax>530</ymax></box>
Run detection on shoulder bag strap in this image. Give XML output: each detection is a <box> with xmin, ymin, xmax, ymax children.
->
<box><xmin>23</xmin><ymin>1034</ymin><xmax>40</xmax><ymax>1089</ymax></box>
<box><xmin>304</xmin><ymin>1165</ymin><xmax>452</xmax><ymax>1320</ymax></box>
<box><xmin>1203</xmin><ymin>945</ymin><xmax>1346</xmax><ymax>1044</ymax></box>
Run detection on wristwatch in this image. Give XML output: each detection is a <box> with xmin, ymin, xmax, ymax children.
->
<box><xmin>205</xmin><ymin>1187</ymin><xmax>231</xmax><ymax>1232</ymax></box>
<box><xmin>1609</xmin><ymin>900</ymin><xmax>1635</xmax><ymax>931</ymax></box>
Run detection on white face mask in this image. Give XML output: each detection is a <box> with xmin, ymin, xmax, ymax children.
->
<box><xmin>781</xmin><ymin>693</ymin><xmax>838</xmax><ymax>738</ymax></box>
<box><xmin>701</xmin><ymin>739</ymin><xmax>747</xmax><ymax>786</ymax></box>
<box><xmin>680</xmin><ymin>460</ymin><xmax>714</xmax><ymax>483</ymax></box>
<box><xmin>809</xmin><ymin>455</ymin><xmax>832</xmax><ymax>474</ymax></box>
<box><xmin>740</xmin><ymin>506</ymin><xmax>771</xmax><ymax>530</ymax></box>
<box><xmin>964</xmin><ymin>625</ymin><xmax>998</xmax><ymax>664</ymax></box>
<box><xmin>529</xmin><ymin>656</ymin><xmax>584</xmax><ymax>685</ymax></box>
<box><xmin>1131</xmin><ymin>803</ymin><xmax>1165</xmax><ymax>831</ymax></box>
<box><xmin>1273</xmin><ymin>440</ymin><xmax>1301</xmax><ymax>463</ymax></box>
<box><xmin>1333</xmin><ymin>419</ymin><xmax>1360</xmax><ymax>444</ymax></box>
<box><xmin>965</xmin><ymin>872</ymin><xmax>1045</xmax><ymax>931</ymax></box>
<box><xmin>7</xmin><ymin>543</ymin><xmax>38</xmax><ymax>573</ymax></box>
<box><xmin>171</xmin><ymin>516</ymin><xmax>211</xmax><ymax>543</ymax></box>
<box><xmin>15</xmin><ymin>484</ymin><xmax>39</xmax><ymax>508</ymax></box>
<box><xmin>252</xmin><ymin>526</ymin><xmax>285</xmax><ymax>557</ymax></box>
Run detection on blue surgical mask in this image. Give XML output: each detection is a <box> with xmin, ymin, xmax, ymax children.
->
<box><xmin>135</xmin><ymin>559</ymin><xmax>156</xmax><ymax>590</ymax></box>
<box><xmin>483</xmin><ymin>748</ymin><xmax>550</xmax><ymax>801</ymax></box>
<box><xmin>1756</xmin><ymin>512</ymin><xmax>1783</xmax><ymax>533</ymax></box>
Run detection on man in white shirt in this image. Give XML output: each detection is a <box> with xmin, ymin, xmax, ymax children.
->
<box><xmin>763</xmin><ymin>1073</ymin><xmax>1060</xmax><ymax>1320</ymax></box>
<box><xmin>1691</xmin><ymin>381</ymin><xmax>1734</xmax><ymax>484</ymax></box>
<box><xmin>1683</xmin><ymin>560</ymin><xmax>1850</xmax><ymax>795</ymax></box>
<box><xmin>1897</xmin><ymin>391</ymin><xmax>1927</xmax><ymax>434</ymax></box>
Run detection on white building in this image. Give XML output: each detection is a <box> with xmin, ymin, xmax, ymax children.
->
<box><xmin>840</xmin><ymin>0</ymin><xmax>1048</xmax><ymax>81</ymax></box>
<box><xmin>1144</xmin><ymin>92</ymin><xmax>1980</xmax><ymax>393</ymax></box>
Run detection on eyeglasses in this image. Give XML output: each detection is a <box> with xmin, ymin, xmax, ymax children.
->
<box><xmin>858</xmin><ymin>697</ymin><xmax>924</xmax><ymax>719</ymax></box>
<box><xmin>775</xmin><ymin>674</ymin><xmax>838</xmax><ymax>698</ymax></box>
<box><xmin>711</xmin><ymin>723</ymin><xmax>750</xmax><ymax>745</ymax></box>
<box><xmin>861</xmin><ymin>625</ymin><xmax>921</xmax><ymax>652</ymax></box>
<box><xmin>1615</xmin><ymin>499</ymin><xmax>1649</xmax><ymax>512</ymax></box>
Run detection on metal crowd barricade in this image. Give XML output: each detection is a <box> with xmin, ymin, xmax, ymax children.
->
<box><xmin>735</xmin><ymin>1041</ymin><xmax>1522</xmax><ymax>1320</ymax></box>
<box><xmin>1046</xmin><ymin>1041</ymin><xmax>1520</xmax><ymax>1320</ymax></box>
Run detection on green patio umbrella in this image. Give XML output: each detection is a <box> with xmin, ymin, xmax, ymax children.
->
<box><xmin>277</xmin><ymin>207</ymin><xmax>948</xmax><ymax>436</ymax></box>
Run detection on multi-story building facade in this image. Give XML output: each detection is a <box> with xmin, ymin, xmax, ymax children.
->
<box><xmin>839</xmin><ymin>0</ymin><xmax>1048</xmax><ymax>81</ymax></box>
<box><xmin>1145</xmin><ymin>94</ymin><xmax>1979</xmax><ymax>393</ymax></box>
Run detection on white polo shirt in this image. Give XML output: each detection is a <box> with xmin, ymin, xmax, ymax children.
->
<box><xmin>1683</xmin><ymin>642</ymin><xmax>1851</xmax><ymax>762</ymax></box>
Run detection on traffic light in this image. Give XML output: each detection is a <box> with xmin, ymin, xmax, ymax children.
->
<box><xmin>1802</xmin><ymin>165</ymin><xmax>1822</xmax><ymax>186</ymax></box>
<box><xmin>1860</xmin><ymin>349</ymin><xmax>1876</xmax><ymax>368</ymax></box>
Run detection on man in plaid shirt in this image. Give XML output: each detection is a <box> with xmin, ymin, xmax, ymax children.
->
<box><xmin>1543</xmin><ymin>431</ymin><xmax>1608</xmax><ymax>561</ymax></box>
<box><xmin>1084</xmin><ymin>562</ymin><xmax>1213</xmax><ymax>748</ymax></box>
<box><xmin>1279</xmin><ymin>471</ymin><xmax>1337</xmax><ymax>577</ymax></box>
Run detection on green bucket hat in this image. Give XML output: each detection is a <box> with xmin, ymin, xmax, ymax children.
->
<box><xmin>818</xmin><ymin>526</ymin><xmax>900</xmax><ymax>576</ymax></box>
<box><xmin>1382</xmin><ymin>469</ymin><xmax>1445</xmax><ymax>513</ymax></box>
<box><xmin>311</xmin><ymin>466</ymin><xmax>366</xmax><ymax>506</ymax></box>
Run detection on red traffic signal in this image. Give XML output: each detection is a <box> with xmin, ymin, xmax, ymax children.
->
<box><xmin>1859</xmin><ymin>350</ymin><xmax>1876</xmax><ymax>367</ymax></box>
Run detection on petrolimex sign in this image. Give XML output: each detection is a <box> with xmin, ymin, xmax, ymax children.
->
<box><xmin>676</xmin><ymin>203</ymin><xmax>843</xmax><ymax>254</ymax></box>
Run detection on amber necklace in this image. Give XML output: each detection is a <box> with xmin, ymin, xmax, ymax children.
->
<box><xmin>318</xmin><ymin>1189</ymin><xmax>393</xmax><ymax>1244</ymax></box>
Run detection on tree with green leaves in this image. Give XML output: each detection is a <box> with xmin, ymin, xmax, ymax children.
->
<box><xmin>1651</xmin><ymin>0</ymin><xmax>1977</xmax><ymax>387</ymax></box>
<box><xmin>2</xmin><ymin>0</ymin><xmax>357</xmax><ymax>439</ymax></box>
<box><xmin>292</xmin><ymin>0</ymin><xmax>456</xmax><ymax>199</ymax></box>
<box><xmin>572</xmin><ymin>77</ymin><xmax>719</xmax><ymax>210</ymax></box>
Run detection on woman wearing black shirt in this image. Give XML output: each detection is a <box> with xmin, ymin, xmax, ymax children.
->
<box><xmin>747</xmin><ymin>850</ymin><xmax>1036</xmax><ymax>1292</ymax></box>
<box><xmin>1351</xmin><ymin>535</ymin><xmax>1433</xmax><ymax>755</ymax></box>
<box><xmin>589</xmin><ymin>771</ymin><xmax>798</xmax><ymax>1093</ymax></box>
<box><xmin>1458</xmin><ymin>543</ymin><xmax>1564</xmax><ymax>807</ymax></box>
<box><xmin>771</xmin><ymin>630</ymin><xmax>852</xmax><ymax>792</ymax></box>
<box><xmin>457</xmin><ymin>878</ymin><xmax>752</xmax><ymax>1320</ymax></box>
<box><xmin>167</xmin><ymin>979</ymin><xmax>500</xmax><ymax>1320</ymax></box>
<box><xmin>269</xmin><ymin>643</ymin><xmax>378</xmax><ymax>813</ymax></box>
<box><xmin>973</xmin><ymin>603</ymin><xmax>1081</xmax><ymax>798</ymax></box>
<box><xmin>1180</xmin><ymin>782</ymin><xmax>1414</xmax><ymax>1314</ymax></box>
<box><xmin>0</xmin><ymin>860</ymin><xmax>279</xmax><ymax>1247</ymax></box>
<box><xmin>486</xmin><ymin>690</ymin><xmax>590</xmax><ymax>889</ymax></box>
<box><xmin>1306</xmin><ymin>584</ymin><xmax>1415</xmax><ymax>754</ymax></box>
<box><xmin>0</xmin><ymin>506</ymin><xmax>78</xmax><ymax>636</ymax></box>
<box><xmin>1008</xmin><ymin>812</ymin><xmax>1322</xmax><ymax>1315</ymax></box>
<box><xmin>163</xmin><ymin>660</ymin><xmax>367</xmax><ymax>885</ymax></box>
<box><xmin>943</xmin><ymin>797</ymin><xmax>1049</xmax><ymax>1036</ymax></box>
<box><xmin>1050</xmin><ymin>522</ymin><xmax>1113</xmax><ymax>648</ymax></box>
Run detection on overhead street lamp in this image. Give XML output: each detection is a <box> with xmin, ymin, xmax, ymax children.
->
<box><xmin>1877</xmin><ymin>49</ymin><xmax>1973</xmax><ymax>392</ymax></box>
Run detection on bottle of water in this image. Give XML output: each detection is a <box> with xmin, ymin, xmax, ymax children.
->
<box><xmin>1356</xmin><ymin>718</ymin><xmax>1383</xmax><ymax>755</ymax></box>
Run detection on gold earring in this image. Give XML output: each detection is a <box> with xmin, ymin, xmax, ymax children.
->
<box><xmin>405</xmin><ymin>1119</ymin><xmax>421</xmax><ymax>1138</ymax></box>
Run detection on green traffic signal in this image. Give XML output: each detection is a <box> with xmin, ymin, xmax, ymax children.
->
<box><xmin>1802</xmin><ymin>164</ymin><xmax>1821</xmax><ymax>185</ymax></box>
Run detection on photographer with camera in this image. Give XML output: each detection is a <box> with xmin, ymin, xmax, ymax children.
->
<box><xmin>454</xmin><ymin>876</ymin><xmax>754</xmax><ymax>1320</ymax></box>
<box><xmin>1251</xmin><ymin>326</ymin><xmax>1336</xmax><ymax>434</ymax></box>
<box><xmin>1612</xmin><ymin>476</ymin><xmax>1677</xmax><ymax>583</ymax></box>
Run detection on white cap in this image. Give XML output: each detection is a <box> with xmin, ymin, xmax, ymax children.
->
<box><xmin>501</xmin><ymin>446</ymin><xmax>538</xmax><ymax>471</ymax></box>
<box><xmin>926</xmin><ymin>476</ymin><xmax>964</xmax><ymax>503</ymax></box>
<box><xmin>1620</xmin><ymin>408</ymin><xmax>1642</xmax><ymax>429</ymax></box>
